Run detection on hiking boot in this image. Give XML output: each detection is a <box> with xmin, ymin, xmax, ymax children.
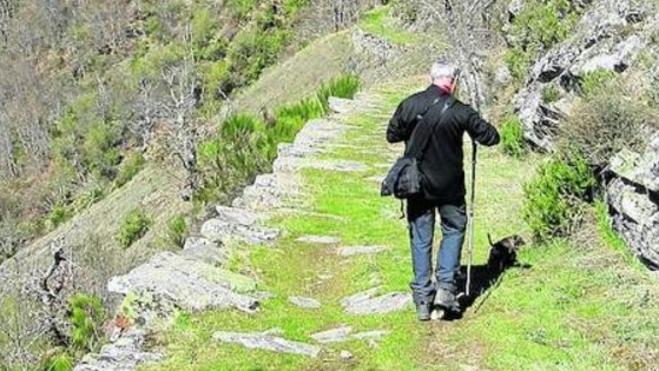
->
<box><xmin>415</xmin><ymin>301</ymin><xmax>432</xmax><ymax>321</ymax></box>
<box><xmin>434</xmin><ymin>287</ymin><xmax>461</xmax><ymax>313</ymax></box>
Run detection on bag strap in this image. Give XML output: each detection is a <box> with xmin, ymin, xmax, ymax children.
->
<box><xmin>405</xmin><ymin>96</ymin><xmax>454</xmax><ymax>160</ymax></box>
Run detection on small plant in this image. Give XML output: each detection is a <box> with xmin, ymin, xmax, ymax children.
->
<box><xmin>167</xmin><ymin>214</ymin><xmax>189</xmax><ymax>248</ymax></box>
<box><xmin>41</xmin><ymin>350</ymin><xmax>74</xmax><ymax>371</ymax></box>
<box><xmin>580</xmin><ymin>69</ymin><xmax>617</xmax><ymax>98</ymax></box>
<box><xmin>68</xmin><ymin>293</ymin><xmax>105</xmax><ymax>352</ymax></box>
<box><xmin>114</xmin><ymin>152</ymin><xmax>145</xmax><ymax>188</ymax></box>
<box><xmin>500</xmin><ymin>115</ymin><xmax>526</xmax><ymax>158</ymax></box>
<box><xmin>47</xmin><ymin>204</ymin><xmax>73</xmax><ymax>229</ymax></box>
<box><xmin>542</xmin><ymin>84</ymin><xmax>561</xmax><ymax>104</ymax></box>
<box><xmin>317</xmin><ymin>74</ymin><xmax>361</xmax><ymax>111</ymax></box>
<box><xmin>117</xmin><ymin>209</ymin><xmax>152</xmax><ymax>249</ymax></box>
<box><xmin>522</xmin><ymin>152</ymin><xmax>596</xmax><ymax>241</ymax></box>
<box><xmin>504</xmin><ymin>49</ymin><xmax>530</xmax><ymax>83</ymax></box>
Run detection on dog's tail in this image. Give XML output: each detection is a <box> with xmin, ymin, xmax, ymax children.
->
<box><xmin>487</xmin><ymin>233</ymin><xmax>494</xmax><ymax>247</ymax></box>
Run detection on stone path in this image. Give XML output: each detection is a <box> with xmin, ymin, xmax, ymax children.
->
<box><xmin>77</xmin><ymin>90</ymin><xmax>414</xmax><ymax>369</ymax></box>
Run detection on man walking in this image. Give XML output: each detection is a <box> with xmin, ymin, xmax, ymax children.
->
<box><xmin>386</xmin><ymin>61</ymin><xmax>500</xmax><ymax>321</ymax></box>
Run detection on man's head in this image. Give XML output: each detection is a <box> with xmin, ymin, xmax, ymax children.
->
<box><xmin>430</xmin><ymin>60</ymin><xmax>460</xmax><ymax>94</ymax></box>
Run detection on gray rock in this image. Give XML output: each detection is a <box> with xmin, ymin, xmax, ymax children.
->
<box><xmin>494</xmin><ymin>65</ymin><xmax>512</xmax><ymax>87</ymax></box>
<box><xmin>297</xmin><ymin>235</ymin><xmax>341</xmax><ymax>245</ymax></box>
<box><xmin>273</xmin><ymin>157</ymin><xmax>369</xmax><ymax>173</ymax></box>
<box><xmin>213</xmin><ymin>330</ymin><xmax>321</xmax><ymax>357</ymax></box>
<box><xmin>341</xmin><ymin>287</ymin><xmax>412</xmax><ymax>315</ymax></box>
<box><xmin>311</xmin><ymin>326</ymin><xmax>353</xmax><ymax>343</ymax></box>
<box><xmin>329</xmin><ymin>97</ymin><xmax>357</xmax><ymax>114</ymax></box>
<box><xmin>351</xmin><ymin>330</ymin><xmax>389</xmax><ymax>341</ymax></box>
<box><xmin>289</xmin><ymin>296</ymin><xmax>321</xmax><ymax>309</ymax></box>
<box><xmin>108</xmin><ymin>252</ymin><xmax>259</xmax><ymax>314</ymax></box>
<box><xmin>340</xmin><ymin>350</ymin><xmax>354</xmax><ymax>360</ymax></box>
<box><xmin>338</xmin><ymin>245</ymin><xmax>386</xmax><ymax>257</ymax></box>
<box><xmin>74</xmin><ymin>329</ymin><xmax>163</xmax><ymax>371</ymax></box>
<box><xmin>606</xmin><ymin>134</ymin><xmax>659</xmax><ymax>268</ymax></box>
<box><xmin>201</xmin><ymin>217</ymin><xmax>279</xmax><ymax>245</ymax></box>
<box><xmin>182</xmin><ymin>237</ymin><xmax>227</xmax><ymax>266</ymax></box>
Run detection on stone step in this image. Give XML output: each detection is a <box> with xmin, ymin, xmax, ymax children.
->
<box><xmin>108</xmin><ymin>252</ymin><xmax>259</xmax><ymax>315</ymax></box>
<box><xmin>337</xmin><ymin>245</ymin><xmax>386</xmax><ymax>257</ymax></box>
<box><xmin>310</xmin><ymin>326</ymin><xmax>389</xmax><ymax>344</ymax></box>
<box><xmin>288</xmin><ymin>296</ymin><xmax>321</xmax><ymax>309</ymax></box>
<box><xmin>340</xmin><ymin>287</ymin><xmax>412</xmax><ymax>315</ymax></box>
<box><xmin>213</xmin><ymin>329</ymin><xmax>321</xmax><ymax>357</ymax></box>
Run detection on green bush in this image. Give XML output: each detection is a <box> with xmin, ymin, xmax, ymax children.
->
<box><xmin>500</xmin><ymin>115</ymin><xmax>526</xmax><ymax>158</ymax></box>
<box><xmin>504</xmin><ymin>49</ymin><xmax>530</xmax><ymax>83</ymax></box>
<box><xmin>542</xmin><ymin>84</ymin><xmax>561</xmax><ymax>103</ymax></box>
<box><xmin>522</xmin><ymin>153</ymin><xmax>595</xmax><ymax>241</ymax></box>
<box><xmin>114</xmin><ymin>152</ymin><xmax>145</xmax><ymax>188</ymax></box>
<box><xmin>117</xmin><ymin>209</ymin><xmax>152</xmax><ymax>249</ymax></box>
<box><xmin>47</xmin><ymin>204</ymin><xmax>73</xmax><ymax>229</ymax></box>
<box><xmin>41</xmin><ymin>351</ymin><xmax>74</xmax><ymax>371</ymax></box>
<box><xmin>167</xmin><ymin>215</ymin><xmax>189</xmax><ymax>248</ymax></box>
<box><xmin>68</xmin><ymin>293</ymin><xmax>105</xmax><ymax>352</ymax></box>
<box><xmin>509</xmin><ymin>0</ymin><xmax>579</xmax><ymax>53</ymax></box>
<box><xmin>317</xmin><ymin>74</ymin><xmax>361</xmax><ymax>111</ymax></box>
<box><xmin>580</xmin><ymin>69</ymin><xmax>616</xmax><ymax>98</ymax></box>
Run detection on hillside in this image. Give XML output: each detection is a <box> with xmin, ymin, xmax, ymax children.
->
<box><xmin>2</xmin><ymin>1</ymin><xmax>659</xmax><ymax>370</ymax></box>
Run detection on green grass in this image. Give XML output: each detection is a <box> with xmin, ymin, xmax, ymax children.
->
<box><xmin>359</xmin><ymin>6</ymin><xmax>420</xmax><ymax>45</ymax></box>
<box><xmin>145</xmin><ymin>79</ymin><xmax>658</xmax><ymax>370</ymax></box>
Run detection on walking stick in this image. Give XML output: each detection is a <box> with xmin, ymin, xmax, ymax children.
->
<box><xmin>466</xmin><ymin>141</ymin><xmax>477</xmax><ymax>297</ymax></box>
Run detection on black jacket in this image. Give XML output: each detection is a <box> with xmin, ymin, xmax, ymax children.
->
<box><xmin>386</xmin><ymin>85</ymin><xmax>500</xmax><ymax>204</ymax></box>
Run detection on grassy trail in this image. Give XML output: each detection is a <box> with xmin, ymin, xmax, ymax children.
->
<box><xmin>147</xmin><ymin>78</ymin><xmax>658</xmax><ymax>370</ymax></box>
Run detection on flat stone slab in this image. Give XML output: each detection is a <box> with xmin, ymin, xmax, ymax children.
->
<box><xmin>338</xmin><ymin>245</ymin><xmax>386</xmax><ymax>257</ymax></box>
<box><xmin>273</xmin><ymin>157</ymin><xmax>369</xmax><ymax>173</ymax></box>
<box><xmin>182</xmin><ymin>237</ymin><xmax>227</xmax><ymax>266</ymax></box>
<box><xmin>201</xmin><ymin>217</ymin><xmax>279</xmax><ymax>245</ymax></box>
<box><xmin>75</xmin><ymin>329</ymin><xmax>163</xmax><ymax>371</ymax></box>
<box><xmin>311</xmin><ymin>326</ymin><xmax>353</xmax><ymax>343</ymax></box>
<box><xmin>289</xmin><ymin>296</ymin><xmax>321</xmax><ymax>309</ymax></box>
<box><xmin>341</xmin><ymin>287</ymin><xmax>412</xmax><ymax>315</ymax></box>
<box><xmin>310</xmin><ymin>326</ymin><xmax>390</xmax><ymax>344</ymax></box>
<box><xmin>108</xmin><ymin>252</ymin><xmax>259</xmax><ymax>313</ymax></box>
<box><xmin>296</xmin><ymin>235</ymin><xmax>341</xmax><ymax>245</ymax></box>
<box><xmin>213</xmin><ymin>330</ymin><xmax>321</xmax><ymax>357</ymax></box>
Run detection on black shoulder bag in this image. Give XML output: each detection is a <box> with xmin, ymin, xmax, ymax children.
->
<box><xmin>380</xmin><ymin>96</ymin><xmax>453</xmax><ymax>201</ymax></box>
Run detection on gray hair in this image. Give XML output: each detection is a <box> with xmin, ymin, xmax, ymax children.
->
<box><xmin>430</xmin><ymin>60</ymin><xmax>458</xmax><ymax>82</ymax></box>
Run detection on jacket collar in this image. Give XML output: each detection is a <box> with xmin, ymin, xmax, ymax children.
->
<box><xmin>427</xmin><ymin>84</ymin><xmax>452</xmax><ymax>96</ymax></box>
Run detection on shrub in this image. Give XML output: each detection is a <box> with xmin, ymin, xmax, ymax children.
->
<box><xmin>508</xmin><ymin>0</ymin><xmax>579</xmax><ymax>53</ymax></box>
<box><xmin>167</xmin><ymin>215</ymin><xmax>189</xmax><ymax>248</ymax></box>
<box><xmin>522</xmin><ymin>152</ymin><xmax>596</xmax><ymax>241</ymax></box>
<box><xmin>561</xmin><ymin>86</ymin><xmax>656</xmax><ymax>166</ymax></box>
<box><xmin>317</xmin><ymin>74</ymin><xmax>361</xmax><ymax>111</ymax></box>
<box><xmin>542</xmin><ymin>84</ymin><xmax>561</xmax><ymax>103</ymax></box>
<box><xmin>41</xmin><ymin>351</ymin><xmax>74</xmax><ymax>371</ymax></box>
<box><xmin>114</xmin><ymin>152</ymin><xmax>145</xmax><ymax>188</ymax></box>
<box><xmin>504</xmin><ymin>49</ymin><xmax>530</xmax><ymax>83</ymax></box>
<box><xmin>580</xmin><ymin>68</ymin><xmax>616</xmax><ymax>98</ymax></box>
<box><xmin>117</xmin><ymin>209</ymin><xmax>152</xmax><ymax>249</ymax></box>
<box><xmin>47</xmin><ymin>204</ymin><xmax>73</xmax><ymax>229</ymax></box>
<box><xmin>68</xmin><ymin>293</ymin><xmax>105</xmax><ymax>352</ymax></box>
<box><xmin>500</xmin><ymin>115</ymin><xmax>526</xmax><ymax>158</ymax></box>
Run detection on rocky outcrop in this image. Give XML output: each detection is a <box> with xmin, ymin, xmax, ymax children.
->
<box><xmin>514</xmin><ymin>0</ymin><xmax>658</xmax><ymax>151</ymax></box>
<box><xmin>605</xmin><ymin>135</ymin><xmax>659</xmax><ymax>269</ymax></box>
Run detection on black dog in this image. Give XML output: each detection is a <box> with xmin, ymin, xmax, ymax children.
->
<box><xmin>487</xmin><ymin>234</ymin><xmax>525</xmax><ymax>274</ymax></box>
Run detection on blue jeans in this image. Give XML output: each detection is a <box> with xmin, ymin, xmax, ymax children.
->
<box><xmin>407</xmin><ymin>199</ymin><xmax>467</xmax><ymax>304</ymax></box>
